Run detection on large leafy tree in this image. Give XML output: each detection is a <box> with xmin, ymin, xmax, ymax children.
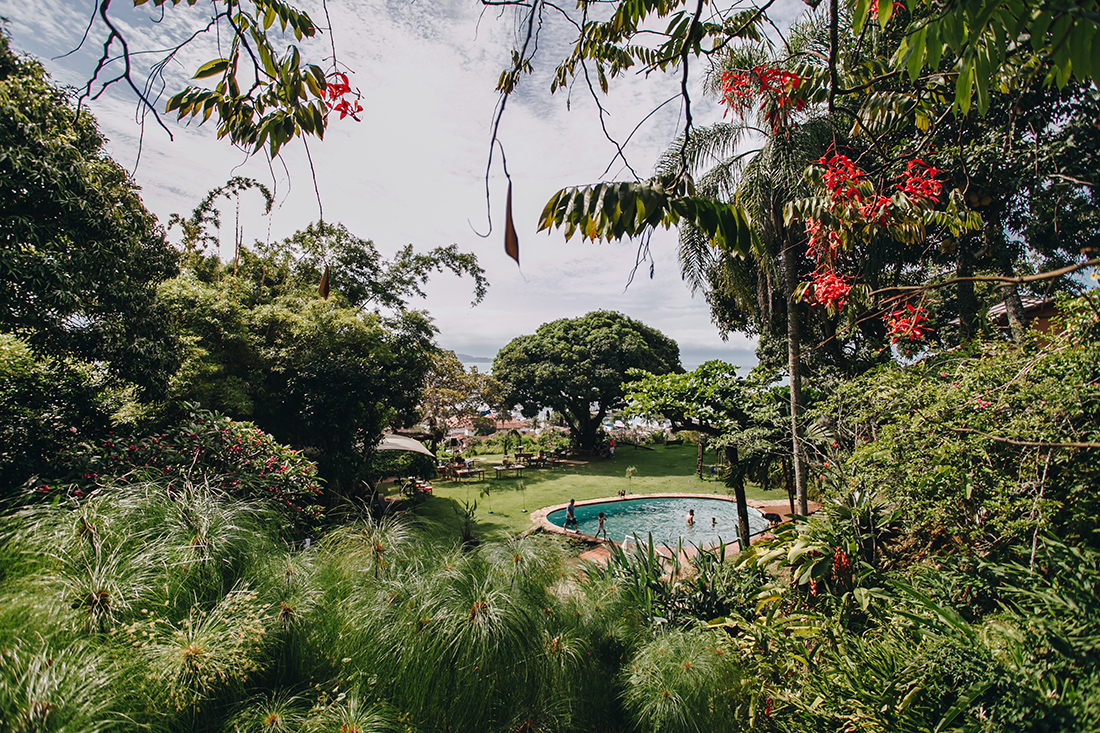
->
<box><xmin>493</xmin><ymin>311</ymin><xmax>682</xmax><ymax>451</ymax></box>
<box><xmin>0</xmin><ymin>32</ymin><xmax>180</xmax><ymax>395</ymax></box>
<box><xmin>160</xmin><ymin>254</ymin><xmax>438</xmax><ymax>496</ymax></box>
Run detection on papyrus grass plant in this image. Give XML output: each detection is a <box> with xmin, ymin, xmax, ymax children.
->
<box><xmin>0</xmin><ymin>638</ymin><xmax>121</xmax><ymax>733</ymax></box>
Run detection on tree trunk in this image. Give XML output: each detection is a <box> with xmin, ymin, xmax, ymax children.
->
<box><xmin>725</xmin><ymin>445</ymin><xmax>751</xmax><ymax>551</ymax></box>
<box><xmin>988</xmin><ymin>205</ymin><xmax>1029</xmax><ymax>342</ymax></box>
<box><xmin>696</xmin><ymin>438</ymin><xmax>705</xmax><ymax>478</ymax></box>
<box><xmin>956</xmin><ymin>236</ymin><xmax>978</xmax><ymax>342</ymax></box>
<box><xmin>782</xmin><ymin>239</ymin><xmax>809</xmax><ymax>515</ymax></box>
<box><xmin>785</xmin><ymin>457</ymin><xmax>796</xmax><ymax>516</ymax></box>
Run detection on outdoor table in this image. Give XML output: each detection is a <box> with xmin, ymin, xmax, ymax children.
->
<box><xmin>493</xmin><ymin>465</ymin><xmax>526</xmax><ymax>479</ymax></box>
<box><xmin>514</xmin><ymin>451</ymin><xmax>534</xmax><ymax>462</ymax></box>
<box><xmin>455</xmin><ymin>467</ymin><xmax>485</xmax><ymax>481</ymax></box>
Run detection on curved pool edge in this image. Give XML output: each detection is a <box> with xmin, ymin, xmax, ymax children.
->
<box><xmin>530</xmin><ymin>493</ymin><xmax>802</xmax><ymax>550</ymax></box>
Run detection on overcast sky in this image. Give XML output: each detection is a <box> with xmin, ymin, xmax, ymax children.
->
<box><xmin>3</xmin><ymin>0</ymin><xmax>810</xmax><ymax>370</ymax></box>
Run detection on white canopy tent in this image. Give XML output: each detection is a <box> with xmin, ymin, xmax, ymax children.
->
<box><xmin>376</xmin><ymin>434</ymin><xmax>435</xmax><ymax>457</ymax></box>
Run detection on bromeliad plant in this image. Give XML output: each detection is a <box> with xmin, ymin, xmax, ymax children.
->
<box><xmin>741</xmin><ymin>490</ymin><xmax>902</xmax><ymax>626</ymax></box>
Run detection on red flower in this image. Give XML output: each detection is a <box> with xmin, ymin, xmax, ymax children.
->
<box><xmin>326</xmin><ymin>71</ymin><xmax>363</xmax><ymax>121</ymax></box>
<box><xmin>720</xmin><ymin>66</ymin><xmax>805</xmax><ymax>132</ymax></box>
<box><xmin>819</xmin><ymin>149</ymin><xmax>866</xmax><ymax>206</ymax></box>
<box><xmin>898</xmin><ymin>159</ymin><xmax>942</xmax><ymax>203</ymax></box>
<box><xmin>858</xmin><ymin>194</ymin><xmax>892</xmax><ymax>224</ymax></box>
<box><xmin>805</xmin><ymin>218</ymin><xmax>842</xmax><ymax>260</ymax></box>
<box><xmin>812</xmin><ymin>269</ymin><xmax>852</xmax><ymax>309</ymax></box>
<box><xmin>885</xmin><ymin>304</ymin><xmax>932</xmax><ymax>343</ymax></box>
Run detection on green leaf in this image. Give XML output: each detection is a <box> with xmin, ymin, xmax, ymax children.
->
<box><xmin>877</xmin><ymin>0</ymin><xmax>894</xmax><ymax>28</ymax></box>
<box><xmin>193</xmin><ymin>58</ymin><xmax>230</xmax><ymax>79</ymax></box>
<box><xmin>905</xmin><ymin>27</ymin><xmax>928</xmax><ymax>80</ymax></box>
<box><xmin>852</xmin><ymin>0</ymin><xmax>870</xmax><ymax>33</ymax></box>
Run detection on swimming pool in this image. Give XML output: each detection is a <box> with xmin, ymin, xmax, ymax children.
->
<box><xmin>544</xmin><ymin>496</ymin><xmax>769</xmax><ymax>549</ymax></box>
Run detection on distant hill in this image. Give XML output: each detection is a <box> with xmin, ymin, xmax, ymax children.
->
<box><xmin>455</xmin><ymin>353</ymin><xmax>492</xmax><ymax>363</ymax></box>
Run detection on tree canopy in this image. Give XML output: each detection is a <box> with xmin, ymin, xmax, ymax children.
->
<box><xmin>0</xmin><ymin>33</ymin><xmax>180</xmax><ymax>395</ymax></box>
<box><xmin>493</xmin><ymin>311</ymin><xmax>682</xmax><ymax>451</ymax></box>
<box><xmin>160</xmin><ymin>249</ymin><xmax>438</xmax><ymax>495</ymax></box>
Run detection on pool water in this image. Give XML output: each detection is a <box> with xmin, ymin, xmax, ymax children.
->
<box><xmin>547</xmin><ymin>496</ymin><xmax>769</xmax><ymax>549</ymax></box>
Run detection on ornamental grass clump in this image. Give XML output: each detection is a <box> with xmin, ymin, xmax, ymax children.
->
<box><xmin>122</xmin><ymin>587</ymin><xmax>270</xmax><ymax>715</ymax></box>
<box><xmin>622</xmin><ymin>627</ymin><xmax>746</xmax><ymax>733</ymax></box>
<box><xmin>0</xmin><ymin>638</ymin><xmax>121</xmax><ymax>733</ymax></box>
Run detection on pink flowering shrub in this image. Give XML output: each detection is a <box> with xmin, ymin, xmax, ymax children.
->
<box><xmin>49</xmin><ymin>405</ymin><xmax>324</xmax><ymax>526</ymax></box>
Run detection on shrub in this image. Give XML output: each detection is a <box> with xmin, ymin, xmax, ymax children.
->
<box><xmin>810</xmin><ymin>337</ymin><xmax>1100</xmax><ymax>552</ymax></box>
<box><xmin>44</xmin><ymin>405</ymin><xmax>324</xmax><ymax>528</ymax></box>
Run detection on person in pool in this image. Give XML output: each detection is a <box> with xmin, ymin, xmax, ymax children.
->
<box><xmin>596</xmin><ymin>512</ymin><xmax>607</xmax><ymax>539</ymax></box>
<box><xmin>565</xmin><ymin>499</ymin><xmax>578</xmax><ymax>531</ymax></box>
<box><xmin>686</xmin><ymin>509</ymin><xmax>695</xmax><ymax>526</ymax></box>
<box><xmin>711</xmin><ymin>517</ymin><xmax>717</xmax><ymax>528</ymax></box>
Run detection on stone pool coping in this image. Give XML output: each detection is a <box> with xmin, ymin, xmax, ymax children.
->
<box><xmin>530</xmin><ymin>493</ymin><xmax>815</xmax><ymax>550</ymax></box>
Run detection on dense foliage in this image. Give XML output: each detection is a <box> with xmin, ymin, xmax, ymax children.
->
<box><xmin>813</xmin><ymin>331</ymin><xmax>1100</xmax><ymax>552</ymax></box>
<box><xmin>0</xmin><ymin>34</ymin><xmax>179</xmax><ymax>395</ymax></box>
<box><xmin>161</xmin><ymin>273</ymin><xmax>435</xmax><ymax>495</ymax></box>
<box><xmin>3</xmin><ymin>4</ymin><xmax>1100</xmax><ymax>732</ymax></box>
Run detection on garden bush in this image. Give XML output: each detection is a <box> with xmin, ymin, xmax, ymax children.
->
<box><xmin>808</xmin><ymin>334</ymin><xmax>1100</xmax><ymax>553</ymax></box>
<box><xmin>40</xmin><ymin>405</ymin><xmax>324</xmax><ymax>530</ymax></box>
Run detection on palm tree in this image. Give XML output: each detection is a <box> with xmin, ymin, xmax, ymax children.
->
<box><xmin>658</xmin><ymin>104</ymin><xmax>840</xmax><ymax>516</ymax></box>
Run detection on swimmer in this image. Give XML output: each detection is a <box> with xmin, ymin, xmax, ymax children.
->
<box><xmin>711</xmin><ymin>517</ymin><xmax>716</xmax><ymax>528</ymax></box>
<box><xmin>686</xmin><ymin>509</ymin><xmax>695</xmax><ymax>526</ymax></box>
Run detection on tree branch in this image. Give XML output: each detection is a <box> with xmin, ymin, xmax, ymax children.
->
<box><xmin>869</xmin><ymin>258</ymin><xmax>1100</xmax><ymax>296</ymax></box>
<box><xmin>952</xmin><ymin>427</ymin><xmax>1100</xmax><ymax>450</ymax></box>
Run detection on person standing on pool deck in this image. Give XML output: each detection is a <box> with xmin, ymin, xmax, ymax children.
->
<box><xmin>686</xmin><ymin>509</ymin><xmax>695</xmax><ymax>526</ymax></box>
<box><xmin>565</xmin><ymin>499</ymin><xmax>578</xmax><ymax>530</ymax></box>
<box><xmin>596</xmin><ymin>512</ymin><xmax>607</xmax><ymax>539</ymax></box>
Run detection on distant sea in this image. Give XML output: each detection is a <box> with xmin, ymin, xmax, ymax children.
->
<box><xmin>456</xmin><ymin>353</ymin><xmax>493</xmax><ymax>373</ymax></box>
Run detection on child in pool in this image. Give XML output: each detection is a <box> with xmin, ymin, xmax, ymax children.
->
<box><xmin>596</xmin><ymin>512</ymin><xmax>607</xmax><ymax>539</ymax></box>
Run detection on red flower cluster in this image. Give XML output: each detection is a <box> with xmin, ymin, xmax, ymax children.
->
<box><xmin>832</xmin><ymin>547</ymin><xmax>851</xmax><ymax>574</ymax></box>
<box><xmin>812</xmin><ymin>269</ymin><xmax>852</xmax><ymax>309</ymax></box>
<box><xmin>819</xmin><ymin>150</ymin><xmax>866</xmax><ymax>207</ymax></box>
<box><xmin>719</xmin><ymin>70</ymin><xmax>754</xmax><ymax>112</ymax></box>
<box><xmin>858</xmin><ymin>194</ymin><xmax>892</xmax><ymax>224</ymax></box>
<box><xmin>720</xmin><ymin>66</ymin><xmax>805</xmax><ymax>133</ymax></box>
<box><xmin>805</xmin><ymin>218</ymin><xmax>841</xmax><ymax>260</ymax></box>
<box><xmin>885</xmin><ymin>304</ymin><xmax>932</xmax><ymax>343</ymax></box>
<box><xmin>326</xmin><ymin>72</ymin><xmax>362</xmax><ymax>121</ymax></box>
<box><xmin>898</xmin><ymin>159</ymin><xmax>942</xmax><ymax>203</ymax></box>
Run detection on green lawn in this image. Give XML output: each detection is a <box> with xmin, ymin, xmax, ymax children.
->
<box><xmin>403</xmin><ymin>443</ymin><xmax>788</xmax><ymax>543</ymax></box>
